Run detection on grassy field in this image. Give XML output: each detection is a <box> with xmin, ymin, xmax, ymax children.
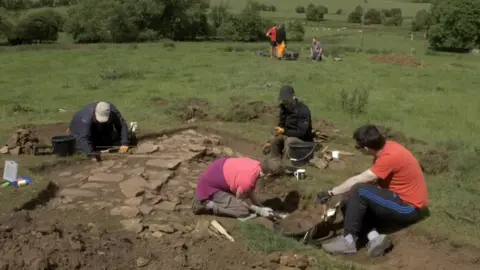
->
<box><xmin>1</xmin><ymin>0</ymin><xmax>479</xmax><ymax>268</ymax></box>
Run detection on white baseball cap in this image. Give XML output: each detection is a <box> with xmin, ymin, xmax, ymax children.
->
<box><xmin>95</xmin><ymin>102</ymin><xmax>111</xmax><ymax>123</ymax></box>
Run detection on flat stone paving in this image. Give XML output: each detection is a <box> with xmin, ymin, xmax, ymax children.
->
<box><xmin>48</xmin><ymin>129</ymin><xmax>240</xmax><ymax>238</ymax></box>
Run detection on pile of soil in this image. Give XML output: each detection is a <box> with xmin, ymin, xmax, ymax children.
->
<box><xmin>377</xmin><ymin>125</ymin><xmax>428</xmax><ymax>146</ymax></box>
<box><xmin>369</xmin><ymin>54</ymin><xmax>424</xmax><ymax>67</ymax></box>
<box><xmin>418</xmin><ymin>149</ymin><xmax>449</xmax><ymax>175</ymax></box>
<box><xmin>216</xmin><ymin>100</ymin><xmax>276</xmax><ymax>123</ymax></box>
<box><xmin>3</xmin><ymin>128</ymin><xmax>40</xmax><ymax>155</ymax></box>
<box><xmin>312</xmin><ymin>118</ymin><xmax>340</xmax><ymax>143</ymax></box>
<box><xmin>169</xmin><ymin>98</ymin><xmax>209</xmax><ymax>122</ymax></box>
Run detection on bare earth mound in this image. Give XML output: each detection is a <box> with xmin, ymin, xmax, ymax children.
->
<box><xmin>369</xmin><ymin>54</ymin><xmax>424</xmax><ymax>67</ymax></box>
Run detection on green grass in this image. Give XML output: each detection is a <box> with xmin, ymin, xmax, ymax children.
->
<box><xmin>0</xmin><ymin>0</ymin><xmax>479</xmax><ymax>268</ymax></box>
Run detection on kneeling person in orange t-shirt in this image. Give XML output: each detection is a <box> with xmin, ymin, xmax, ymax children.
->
<box><xmin>317</xmin><ymin>125</ymin><xmax>428</xmax><ymax>257</ymax></box>
<box><xmin>192</xmin><ymin>157</ymin><xmax>284</xmax><ymax>218</ymax></box>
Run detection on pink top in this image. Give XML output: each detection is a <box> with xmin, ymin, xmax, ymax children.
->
<box><xmin>223</xmin><ymin>157</ymin><xmax>261</xmax><ymax>195</ymax></box>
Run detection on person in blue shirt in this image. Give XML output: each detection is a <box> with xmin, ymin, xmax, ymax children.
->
<box><xmin>68</xmin><ymin>102</ymin><xmax>130</xmax><ymax>161</ymax></box>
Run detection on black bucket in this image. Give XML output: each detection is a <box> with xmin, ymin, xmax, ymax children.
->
<box><xmin>51</xmin><ymin>135</ymin><xmax>76</xmax><ymax>157</ymax></box>
<box><xmin>288</xmin><ymin>141</ymin><xmax>316</xmax><ymax>167</ymax></box>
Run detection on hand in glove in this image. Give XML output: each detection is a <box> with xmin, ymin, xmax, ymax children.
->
<box><xmin>119</xmin><ymin>145</ymin><xmax>129</xmax><ymax>153</ymax></box>
<box><xmin>274</xmin><ymin>127</ymin><xmax>285</xmax><ymax>136</ymax></box>
<box><xmin>316</xmin><ymin>190</ymin><xmax>333</xmax><ymax>205</ymax></box>
<box><xmin>254</xmin><ymin>206</ymin><xmax>274</xmax><ymax>217</ymax></box>
<box><xmin>262</xmin><ymin>143</ymin><xmax>271</xmax><ymax>155</ymax></box>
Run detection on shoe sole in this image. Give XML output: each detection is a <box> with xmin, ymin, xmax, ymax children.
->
<box><xmin>367</xmin><ymin>235</ymin><xmax>393</xmax><ymax>257</ymax></box>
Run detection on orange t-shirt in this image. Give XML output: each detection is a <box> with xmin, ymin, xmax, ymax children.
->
<box><xmin>370</xmin><ymin>141</ymin><xmax>428</xmax><ymax>208</ymax></box>
<box><xmin>223</xmin><ymin>157</ymin><xmax>261</xmax><ymax>195</ymax></box>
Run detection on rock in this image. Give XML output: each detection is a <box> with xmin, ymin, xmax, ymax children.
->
<box><xmin>10</xmin><ymin>147</ymin><xmax>20</xmax><ymax>155</ymax></box>
<box><xmin>149</xmin><ymin>224</ymin><xmax>175</xmax><ymax>233</ymax></box>
<box><xmin>222</xmin><ymin>147</ymin><xmax>234</xmax><ymax>156</ymax></box>
<box><xmin>59</xmin><ymin>188</ymin><xmax>96</xmax><ymax>198</ymax></box>
<box><xmin>73</xmin><ymin>173</ymin><xmax>88</xmax><ymax>180</ymax></box>
<box><xmin>124</xmin><ymin>197</ymin><xmax>143</xmax><ymax>206</ymax></box>
<box><xmin>120</xmin><ymin>219</ymin><xmax>144</xmax><ymax>233</ymax></box>
<box><xmin>178</xmin><ymin>151</ymin><xmax>203</xmax><ymax>162</ymax></box>
<box><xmin>146</xmin><ymin>159</ymin><xmax>181</xmax><ymax>170</ymax></box>
<box><xmin>80</xmin><ymin>183</ymin><xmax>104</xmax><ymax>189</ymax></box>
<box><xmin>136</xmin><ymin>257</ymin><xmax>150</xmax><ymax>268</ymax></box>
<box><xmin>147</xmin><ymin>171</ymin><xmax>174</xmax><ymax>190</ymax></box>
<box><xmin>138</xmin><ymin>205</ymin><xmax>153</xmax><ymax>215</ymax></box>
<box><xmin>110</xmin><ymin>206</ymin><xmax>140</xmax><ymax>218</ymax></box>
<box><xmin>203</xmin><ymin>138</ymin><xmax>220</xmax><ymax>146</ymax></box>
<box><xmin>127</xmin><ymin>167</ymin><xmax>145</xmax><ymax>176</ymax></box>
<box><xmin>100</xmin><ymin>160</ymin><xmax>116</xmax><ymax>168</ymax></box>
<box><xmin>212</xmin><ymin>147</ymin><xmax>222</xmax><ymax>156</ymax></box>
<box><xmin>266</xmin><ymin>252</ymin><xmax>281</xmax><ymax>263</ymax></box>
<box><xmin>189</xmin><ymin>182</ymin><xmax>197</xmax><ymax>188</ymax></box>
<box><xmin>171</xmin><ymin>222</ymin><xmax>190</xmax><ymax>233</ymax></box>
<box><xmin>192</xmin><ymin>220</ymin><xmax>211</xmax><ymax>241</ymax></box>
<box><xmin>309</xmin><ymin>157</ymin><xmax>328</xmax><ymax>170</ymax></box>
<box><xmin>151</xmin><ymin>231</ymin><xmax>164</xmax><ymax>238</ymax></box>
<box><xmin>89</xmin><ymin>173</ymin><xmax>124</xmax><ymax>182</ymax></box>
<box><xmin>0</xmin><ymin>146</ymin><xmax>9</xmax><ymax>154</ymax></box>
<box><xmin>59</xmin><ymin>171</ymin><xmax>73</xmax><ymax>177</ymax></box>
<box><xmin>93</xmin><ymin>201</ymin><xmax>110</xmax><ymax>209</ymax></box>
<box><xmin>175</xmin><ymin>204</ymin><xmax>191</xmax><ymax>211</ymax></box>
<box><xmin>154</xmin><ymin>201</ymin><xmax>178</xmax><ymax>211</ymax></box>
<box><xmin>189</xmin><ymin>144</ymin><xmax>206</xmax><ymax>152</ymax></box>
<box><xmin>135</xmin><ymin>142</ymin><xmax>159</xmax><ymax>154</ymax></box>
<box><xmin>279</xmin><ymin>253</ymin><xmax>309</xmax><ymax>269</ymax></box>
<box><xmin>118</xmin><ymin>176</ymin><xmax>147</xmax><ymax>198</ymax></box>
<box><xmin>277</xmin><ymin>267</ymin><xmax>299</xmax><ymax>270</ymax></box>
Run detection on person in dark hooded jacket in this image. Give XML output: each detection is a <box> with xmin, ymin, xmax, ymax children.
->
<box><xmin>263</xmin><ymin>86</ymin><xmax>313</xmax><ymax>159</ymax></box>
<box><xmin>68</xmin><ymin>102</ymin><xmax>130</xmax><ymax>161</ymax></box>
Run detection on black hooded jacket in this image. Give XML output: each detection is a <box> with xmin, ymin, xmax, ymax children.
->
<box><xmin>277</xmin><ymin>100</ymin><xmax>313</xmax><ymax>141</ymax></box>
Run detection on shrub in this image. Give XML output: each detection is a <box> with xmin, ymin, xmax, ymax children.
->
<box><xmin>380</xmin><ymin>8</ymin><xmax>403</xmax><ymax>26</ymax></box>
<box><xmin>335</xmin><ymin>9</ymin><xmax>342</xmax><ymax>15</ymax></box>
<box><xmin>295</xmin><ymin>6</ymin><xmax>305</xmax><ymax>14</ymax></box>
<box><xmin>1</xmin><ymin>0</ymin><xmax>32</xmax><ymax>10</ymax></box>
<box><xmin>411</xmin><ymin>9</ymin><xmax>431</xmax><ymax>32</ymax></box>
<box><xmin>137</xmin><ymin>29</ymin><xmax>158</xmax><ymax>42</ymax></box>
<box><xmin>347</xmin><ymin>6</ymin><xmax>363</xmax><ymax>24</ymax></box>
<box><xmin>8</xmin><ymin>9</ymin><xmax>63</xmax><ymax>44</ymax></box>
<box><xmin>39</xmin><ymin>0</ymin><xmax>54</xmax><ymax>7</ymax></box>
<box><xmin>340</xmin><ymin>88</ymin><xmax>369</xmax><ymax>118</ymax></box>
<box><xmin>306</xmin><ymin>4</ymin><xmax>327</xmax><ymax>22</ymax></box>
<box><xmin>215</xmin><ymin>1</ymin><xmax>271</xmax><ymax>42</ymax></box>
<box><xmin>427</xmin><ymin>0</ymin><xmax>480</xmax><ymax>50</ymax></box>
<box><xmin>364</xmin><ymin>9</ymin><xmax>381</xmax><ymax>24</ymax></box>
<box><xmin>56</xmin><ymin>0</ymin><xmax>72</xmax><ymax>6</ymax></box>
<box><xmin>267</xmin><ymin>4</ymin><xmax>276</xmax><ymax>12</ymax></box>
<box><xmin>287</xmin><ymin>20</ymin><xmax>305</xmax><ymax>42</ymax></box>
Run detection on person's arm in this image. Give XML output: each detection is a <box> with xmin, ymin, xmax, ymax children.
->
<box><xmin>266</xmin><ymin>28</ymin><xmax>271</xmax><ymax>37</ymax></box>
<box><xmin>248</xmin><ymin>190</ymin><xmax>263</xmax><ymax>207</ymax></box>
<box><xmin>330</xmin><ymin>169</ymin><xmax>378</xmax><ymax>196</ymax></box>
<box><xmin>310</xmin><ymin>46</ymin><xmax>313</xmax><ymax>57</ymax></box>
<box><xmin>283</xmin><ymin>107</ymin><xmax>311</xmax><ymax>138</ymax></box>
<box><xmin>110</xmin><ymin>105</ymin><xmax>129</xmax><ymax>146</ymax></box>
<box><xmin>75</xmin><ymin>121</ymin><xmax>94</xmax><ymax>157</ymax></box>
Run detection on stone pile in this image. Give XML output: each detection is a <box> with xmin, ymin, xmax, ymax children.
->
<box><xmin>1</xmin><ymin>128</ymin><xmax>40</xmax><ymax>155</ymax></box>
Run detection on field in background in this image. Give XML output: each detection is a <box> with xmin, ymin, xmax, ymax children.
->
<box><xmin>1</xmin><ymin>0</ymin><xmax>480</xmax><ymax>269</ymax></box>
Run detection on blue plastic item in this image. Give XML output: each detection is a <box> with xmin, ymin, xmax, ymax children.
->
<box><xmin>12</xmin><ymin>176</ymin><xmax>34</xmax><ymax>188</ymax></box>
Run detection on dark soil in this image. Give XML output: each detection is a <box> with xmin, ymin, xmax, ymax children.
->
<box><xmin>275</xmin><ymin>208</ymin><xmax>325</xmax><ymax>234</ymax></box>
<box><xmin>3</xmin><ymin>123</ymin><xmax>68</xmax><ymax>155</ymax></box>
<box><xmin>377</xmin><ymin>125</ymin><xmax>428</xmax><ymax>146</ymax></box>
<box><xmin>216</xmin><ymin>100</ymin><xmax>276</xmax><ymax>123</ymax></box>
<box><xmin>369</xmin><ymin>54</ymin><xmax>424</xmax><ymax>67</ymax></box>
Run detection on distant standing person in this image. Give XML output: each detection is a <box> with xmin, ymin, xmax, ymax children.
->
<box><xmin>266</xmin><ymin>24</ymin><xmax>278</xmax><ymax>58</ymax></box>
<box><xmin>68</xmin><ymin>102</ymin><xmax>131</xmax><ymax>161</ymax></box>
<box><xmin>276</xmin><ymin>24</ymin><xmax>287</xmax><ymax>59</ymax></box>
<box><xmin>310</xmin><ymin>37</ymin><xmax>324</xmax><ymax>61</ymax></box>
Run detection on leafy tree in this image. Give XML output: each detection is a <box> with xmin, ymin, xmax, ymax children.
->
<box><xmin>8</xmin><ymin>9</ymin><xmax>63</xmax><ymax>44</ymax></box>
<box><xmin>347</xmin><ymin>6</ymin><xmax>363</xmax><ymax>24</ymax></box>
<box><xmin>427</xmin><ymin>0</ymin><xmax>480</xmax><ymax>50</ymax></box>
<box><xmin>411</xmin><ymin>9</ymin><xmax>431</xmax><ymax>32</ymax></box>
<box><xmin>287</xmin><ymin>20</ymin><xmax>304</xmax><ymax>42</ymax></box>
<box><xmin>364</xmin><ymin>9</ymin><xmax>381</xmax><ymax>24</ymax></box>
<box><xmin>306</xmin><ymin>4</ymin><xmax>327</xmax><ymax>21</ymax></box>
<box><xmin>295</xmin><ymin>6</ymin><xmax>305</xmax><ymax>14</ymax></box>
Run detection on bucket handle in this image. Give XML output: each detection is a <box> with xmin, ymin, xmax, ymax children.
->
<box><xmin>287</xmin><ymin>145</ymin><xmax>316</xmax><ymax>162</ymax></box>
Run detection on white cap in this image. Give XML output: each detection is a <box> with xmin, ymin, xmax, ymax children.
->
<box><xmin>95</xmin><ymin>102</ymin><xmax>111</xmax><ymax>123</ymax></box>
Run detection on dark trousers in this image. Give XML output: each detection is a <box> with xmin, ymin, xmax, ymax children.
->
<box><xmin>342</xmin><ymin>183</ymin><xmax>423</xmax><ymax>237</ymax></box>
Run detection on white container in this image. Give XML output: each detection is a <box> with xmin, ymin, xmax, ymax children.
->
<box><xmin>3</xmin><ymin>160</ymin><xmax>19</xmax><ymax>183</ymax></box>
<box><xmin>332</xmin><ymin>151</ymin><xmax>340</xmax><ymax>160</ymax></box>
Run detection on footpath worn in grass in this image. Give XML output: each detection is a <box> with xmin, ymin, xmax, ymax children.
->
<box><xmin>0</xmin><ymin>41</ymin><xmax>479</xmax><ymax>262</ymax></box>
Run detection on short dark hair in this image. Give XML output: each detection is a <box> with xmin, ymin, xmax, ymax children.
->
<box><xmin>353</xmin><ymin>124</ymin><xmax>386</xmax><ymax>150</ymax></box>
<box><xmin>260</xmin><ymin>157</ymin><xmax>284</xmax><ymax>176</ymax></box>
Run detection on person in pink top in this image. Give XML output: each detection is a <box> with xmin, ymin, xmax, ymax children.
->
<box><xmin>192</xmin><ymin>157</ymin><xmax>284</xmax><ymax>218</ymax></box>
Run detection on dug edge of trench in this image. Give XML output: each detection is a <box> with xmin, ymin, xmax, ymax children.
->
<box><xmin>6</xmin><ymin>124</ymin><xmax>480</xmax><ymax>270</ymax></box>
<box><xmin>9</xmin><ymin>124</ymin><xmax>263</xmax><ymax>213</ymax></box>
